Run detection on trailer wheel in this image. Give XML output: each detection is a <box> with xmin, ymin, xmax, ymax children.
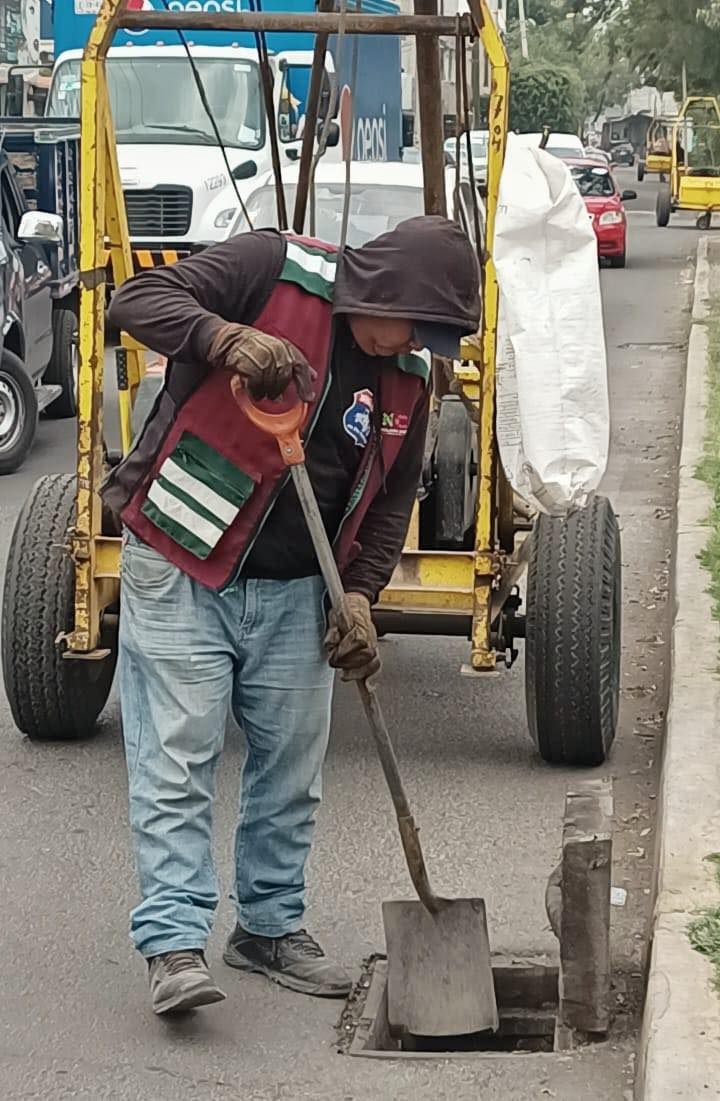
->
<box><xmin>656</xmin><ymin>185</ymin><xmax>672</xmax><ymax>227</ymax></box>
<box><xmin>433</xmin><ymin>395</ymin><xmax>476</xmax><ymax>549</ymax></box>
<box><xmin>525</xmin><ymin>494</ymin><xmax>621</xmax><ymax>767</ymax></box>
<box><xmin>1</xmin><ymin>474</ymin><xmax>117</xmax><ymax>740</ymax></box>
<box><xmin>44</xmin><ymin>308</ymin><xmax>78</xmax><ymax>419</ymax></box>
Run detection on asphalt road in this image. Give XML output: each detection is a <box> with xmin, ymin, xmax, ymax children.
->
<box><xmin>0</xmin><ymin>169</ymin><xmax>707</xmax><ymax>1100</ymax></box>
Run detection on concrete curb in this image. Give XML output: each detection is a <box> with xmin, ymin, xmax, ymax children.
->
<box><xmin>636</xmin><ymin>238</ymin><xmax>720</xmax><ymax>1099</ymax></box>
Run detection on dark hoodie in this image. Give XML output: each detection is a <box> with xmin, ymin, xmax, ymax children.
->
<box><xmin>105</xmin><ymin>217</ymin><xmax>479</xmax><ymax>600</ymax></box>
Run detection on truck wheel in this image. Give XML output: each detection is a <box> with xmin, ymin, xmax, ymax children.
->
<box><xmin>433</xmin><ymin>395</ymin><xmax>476</xmax><ymax>549</ymax></box>
<box><xmin>525</xmin><ymin>494</ymin><xmax>621</xmax><ymax>766</ymax></box>
<box><xmin>1</xmin><ymin>473</ymin><xmax>118</xmax><ymax>739</ymax></box>
<box><xmin>44</xmin><ymin>308</ymin><xmax>78</xmax><ymax>419</ymax></box>
<box><xmin>0</xmin><ymin>348</ymin><xmax>38</xmax><ymax>475</ymax></box>
<box><xmin>637</xmin><ymin>161</ymin><xmax>645</xmax><ymax>182</ymax></box>
<box><xmin>610</xmin><ymin>251</ymin><xmax>627</xmax><ymax>269</ymax></box>
<box><xmin>656</xmin><ymin>184</ymin><xmax>672</xmax><ymax>227</ymax></box>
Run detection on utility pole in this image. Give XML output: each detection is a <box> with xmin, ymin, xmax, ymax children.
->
<box><xmin>517</xmin><ymin>0</ymin><xmax>529</xmax><ymax>60</ymax></box>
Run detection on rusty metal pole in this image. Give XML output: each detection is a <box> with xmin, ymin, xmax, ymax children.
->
<box><xmin>292</xmin><ymin>0</ymin><xmax>335</xmax><ymax>234</ymax></box>
<box><xmin>414</xmin><ymin>0</ymin><xmax>446</xmax><ymax>215</ymax></box>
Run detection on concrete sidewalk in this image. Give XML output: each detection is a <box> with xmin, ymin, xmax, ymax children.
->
<box><xmin>637</xmin><ymin>236</ymin><xmax>720</xmax><ymax>1100</ymax></box>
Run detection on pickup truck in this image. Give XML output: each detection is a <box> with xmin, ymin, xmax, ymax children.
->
<box><xmin>0</xmin><ymin>121</ymin><xmax>79</xmax><ymax>474</ymax></box>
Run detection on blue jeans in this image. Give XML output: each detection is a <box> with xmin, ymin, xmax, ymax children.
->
<box><xmin>119</xmin><ymin>532</ymin><xmax>334</xmax><ymax>958</ymax></box>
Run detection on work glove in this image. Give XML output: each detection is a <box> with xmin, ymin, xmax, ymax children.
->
<box><xmin>209</xmin><ymin>322</ymin><xmax>316</xmax><ymax>402</ymax></box>
<box><xmin>324</xmin><ymin>592</ymin><xmax>381</xmax><ymax>682</ymax></box>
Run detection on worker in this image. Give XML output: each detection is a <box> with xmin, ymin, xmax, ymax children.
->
<box><xmin>104</xmin><ymin>216</ymin><xmax>480</xmax><ymax>1015</ymax></box>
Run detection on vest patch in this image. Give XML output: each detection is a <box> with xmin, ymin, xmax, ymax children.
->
<box><xmin>343</xmin><ymin>388</ymin><xmax>374</xmax><ymax>447</ymax></box>
<box><xmin>279</xmin><ymin>239</ymin><xmax>338</xmax><ymax>302</ymax></box>
<box><xmin>381</xmin><ymin>411</ymin><xmax>409</xmax><ymax>437</ymax></box>
<box><xmin>141</xmin><ymin>431</ymin><xmax>258</xmax><ymax>559</ymax></box>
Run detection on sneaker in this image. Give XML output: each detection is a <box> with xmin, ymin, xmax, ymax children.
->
<box><xmin>223</xmin><ymin>925</ymin><xmax>352</xmax><ymax>998</ymax></box>
<box><xmin>148</xmin><ymin>950</ymin><xmax>226</xmax><ymax>1015</ymax></box>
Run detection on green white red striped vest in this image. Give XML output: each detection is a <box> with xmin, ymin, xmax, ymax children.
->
<box><xmin>121</xmin><ymin>236</ymin><xmax>429</xmax><ymax>591</ymax></box>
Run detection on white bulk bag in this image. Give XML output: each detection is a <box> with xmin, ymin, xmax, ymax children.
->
<box><xmin>494</xmin><ymin>133</ymin><xmax>609</xmax><ymax>515</ymax></box>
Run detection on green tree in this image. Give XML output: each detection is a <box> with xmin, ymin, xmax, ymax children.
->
<box><xmin>509</xmin><ymin>61</ymin><xmax>585</xmax><ymax>132</ymax></box>
<box><xmin>621</xmin><ymin>0</ymin><xmax>720</xmax><ymax>95</ymax></box>
<box><xmin>504</xmin><ymin>2</ymin><xmax>637</xmax><ymax>129</ymax></box>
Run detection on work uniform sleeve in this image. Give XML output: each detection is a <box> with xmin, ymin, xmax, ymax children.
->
<box><xmin>107</xmin><ymin>230</ymin><xmax>285</xmax><ymax>363</ymax></box>
<box><xmin>342</xmin><ymin>392</ymin><xmax>430</xmax><ymax>604</ymax></box>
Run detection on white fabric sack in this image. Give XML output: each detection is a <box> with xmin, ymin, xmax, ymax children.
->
<box><xmin>494</xmin><ymin>133</ymin><xmax>609</xmax><ymax>515</ymax></box>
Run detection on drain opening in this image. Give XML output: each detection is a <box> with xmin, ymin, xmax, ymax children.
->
<box><xmin>340</xmin><ymin>955</ymin><xmax>559</xmax><ymax>1059</ymax></box>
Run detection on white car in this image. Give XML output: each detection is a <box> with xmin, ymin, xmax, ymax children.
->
<box><xmin>514</xmin><ymin>131</ymin><xmax>585</xmax><ymax>160</ymax></box>
<box><xmin>234</xmin><ymin>161</ymin><xmax>486</xmax><ymax>250</ymax></box>
<box><xmin>444</xmin><ymin>130</ymin><xmax>489</xmax><ymax>186</ymax></box>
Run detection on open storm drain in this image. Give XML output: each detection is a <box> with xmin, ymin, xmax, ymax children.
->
<box><xmin>338</xmin><ymin>779</ymin><xmax>616</xmax><ymax>1060</ymax></box>
<box><xmin>339</xmin><ymin>955</ymin><xmax>559</xmax><ymax>1058</ymax></box>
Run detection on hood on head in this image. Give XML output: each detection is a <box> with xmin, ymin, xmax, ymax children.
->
<box><xmin>332</xmin><ymin>215</ymin><xmax>480</xmax><ymax>335</ymax></box>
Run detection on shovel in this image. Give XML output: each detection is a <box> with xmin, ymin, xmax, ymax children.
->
<box><xmin>235</xmin><ymin>384</ymin><xmax>498</xmax><ymax>1039</ymax></box>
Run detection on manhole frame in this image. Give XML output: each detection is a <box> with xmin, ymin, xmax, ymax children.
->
<box><xmin>344</xmin><ymin>955</ymin><xmax>560</xmax><ymax>1060</ymax></box>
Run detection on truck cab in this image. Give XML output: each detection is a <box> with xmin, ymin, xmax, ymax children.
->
<box><xmin>44</xmin><ymin>0</ymin><xmax>403</xmax><ymax>267</ymax></box>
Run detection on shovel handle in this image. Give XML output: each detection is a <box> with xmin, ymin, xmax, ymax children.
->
<box><xmin>238</xmin><ymin>395</ymin><xmax>442</xmax><ymax>914</ymax></box>
<box><xmin>231</xmin><ymin>377</ymin><xmax>308</xmax><ymax>466</ymax></box>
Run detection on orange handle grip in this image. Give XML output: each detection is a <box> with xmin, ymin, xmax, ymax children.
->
<box><xmin>231</xmin><ymin>376</ymin><xmax>308</xmax><ymax>465</ymax></box>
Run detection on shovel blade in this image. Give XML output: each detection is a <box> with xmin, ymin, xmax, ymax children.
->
<box><xmin>382</xmin><ymin>897</ymin><xmax>498</xmax><ymax>1038</ymax></box>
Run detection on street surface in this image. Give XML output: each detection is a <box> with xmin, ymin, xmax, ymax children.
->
<box><xmin>0</xmin><ymin>170</ymin><xmax>706</xmax><ymax>1099</ymax></box>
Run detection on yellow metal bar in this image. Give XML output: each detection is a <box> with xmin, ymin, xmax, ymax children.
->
<box><xmin>380</xmin><ymin>551</ymin><xmax>474</xmax><ymax>613</ymax></box>
<box><xmin>468</xmin><ymin>0</ymin><xmax>509</xmax><ymax>669</ymax></box>
<box><xmin>135</xmin><ymin>249</ymin><xmax>154</xmax><ymax>268</ymax></box>
<box><xmin>70</xmin><ymin>62</ymin><xmax>110</xmax><ymax>652</ymax></box>
<box><xmin>70</xmin><ymin>1</ymin><xmax>129</xmax><ymax>651</ymax></box>
<box><xmin>161</xmin><ymin>249</ymin><xmax>179</xmax><ymax>264</ymax></box>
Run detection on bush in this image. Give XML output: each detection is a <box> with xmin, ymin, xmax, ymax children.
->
<box><xmin>509</xmin><ymin>61</ymin><xmax>584</xmax><ymax>134</ymax></box>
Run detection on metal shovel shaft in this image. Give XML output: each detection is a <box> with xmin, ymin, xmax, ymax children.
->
<box><xmin>289</xmin><ymin>462</ymin><xmax>442</xmax><ymax>914</ymax></box>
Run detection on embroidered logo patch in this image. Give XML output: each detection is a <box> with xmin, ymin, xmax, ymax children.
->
<box><xmin>381</xmin><ymin>411</ymin><xmax>409</xmax><ymax>437</ymax></box>
<box><xmin>343</xmin><ymin>389</ymin><xmax>374</xmax><ymax>447</ymax></box>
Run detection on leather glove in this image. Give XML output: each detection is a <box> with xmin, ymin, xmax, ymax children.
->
<box><xmin>209</xmin><ymin>322</ymin><xmax>316</xmax><ymax>402</ymax></box>
<box><xmin>324</xmin><ymin>592</ymin><xmax>381</xmax><ymax>682</ymax></box>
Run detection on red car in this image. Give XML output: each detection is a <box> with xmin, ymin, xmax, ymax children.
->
<box><xmin>566</xmin><ymin>158</ymin><xmax>637</xmax><ymax>268</ymax></box>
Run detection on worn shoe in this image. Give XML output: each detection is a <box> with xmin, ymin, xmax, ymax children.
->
<box><xmin>223</xmin><ymin>925</ymin><xmax>352</xmax><ymax>998</ymax></box>
<box><xmin>148</xmin><ymin>950</ymin><xmax>226</xmax><ymax>1015</ymax></box>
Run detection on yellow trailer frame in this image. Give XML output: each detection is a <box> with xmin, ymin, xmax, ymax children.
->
<box><xmin>66</xmin><ymin>0</ymin><xmax>511</xmax><ymax>672</ymax></box>
<box><xmin>668</xmin><ymin>96</ymin><xmax>720</xmax><ymax>214</ymax></box>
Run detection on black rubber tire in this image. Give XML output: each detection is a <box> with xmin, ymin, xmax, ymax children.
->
<box><xmin>637</xmin><ymin>161</ymin><xmax>645</xmax><ymax>182</ymax></box>
<box><xmin>610</xmin><ymin>251</ymin><xmax>627</xmax><ymax>269</ymax></box>
<box><xmin>433</xmin><ymin>396</ymin><xmax>476</xmax><ymax>549</ymax></box>
<box><xmin>656</xmin><ymin>184</ymin><xmax>672</xmax><ymax>227</ymax></box>
<box><xmin>697</xmin><ymin>211</ymin><xmax>712</xmax><ymax>231</ymax></box>
<box><xmin>44</xmin><ymin>308</ymin><xmax>78</xmax><ymax>419</ymax></box>
<box><xmin>0</xmin><ymin>348</ymin><xmax>38</xmax><ymax>475</ymax></box>
<box><xmin>1</xmin><ymin>473</ymin><xmax>117</xmax><ymax>739</ymax></box>
<box><xmin>525</xmin><ymin>494</ymin><xmax>621</xmax><ymax>767</ymax></box>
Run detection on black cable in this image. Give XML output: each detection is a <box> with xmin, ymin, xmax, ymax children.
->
<box><xmin>249</xmin><ymin>0</ymin><xmax>288</xmax><ymax>229</ymax></box>
<box><xmin>158</xmin><ymin>0</ymin><xmax>253</xmax><ymax>229</ymax></box>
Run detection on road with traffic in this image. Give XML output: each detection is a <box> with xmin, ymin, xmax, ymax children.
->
<box><xmin>0</xmin><ymin>171</ymin><xmax>706</xmax><ymax>1099</ymax></box>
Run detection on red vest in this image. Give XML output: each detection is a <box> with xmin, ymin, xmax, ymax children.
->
<box><xmin>121</xmin><ymin>236</ymin><xmax>428</xmax><ymax>591</ymax></box>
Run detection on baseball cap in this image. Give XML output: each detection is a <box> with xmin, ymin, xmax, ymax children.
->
<box><xmin>413</xmin><ymin>321</ymin><xmax>465</xmax><ymax>359</ymax></box>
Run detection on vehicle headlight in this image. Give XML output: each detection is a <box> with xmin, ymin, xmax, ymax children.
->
<box><xmin>599</xmin><ymin>211</ymin><xmax>624</xmax><ymax>226</ymax></box>
<box><xmin>214</xmin><ymin>208</ymin><xmax>238</xmax><ymax>229</ymax></box>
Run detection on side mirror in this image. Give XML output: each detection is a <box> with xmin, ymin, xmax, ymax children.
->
<box><xmin>18</xmin><ymin>211</ymin><xmax>64</xmax><ymax>245</ymax></box>
<box><xmin>321</xmin><ymin>120</ymin><xmax>340</xmax><ymax>148</ymax></box>
<box><xmin>231</xmin><ymin>160</ymin><xmax>258</xmax><ymax>181</ymax></box>
<box><xmin>621</xmin><ymin>189</ymin><xmax>637</xmax><ymax>201</ymax></box>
